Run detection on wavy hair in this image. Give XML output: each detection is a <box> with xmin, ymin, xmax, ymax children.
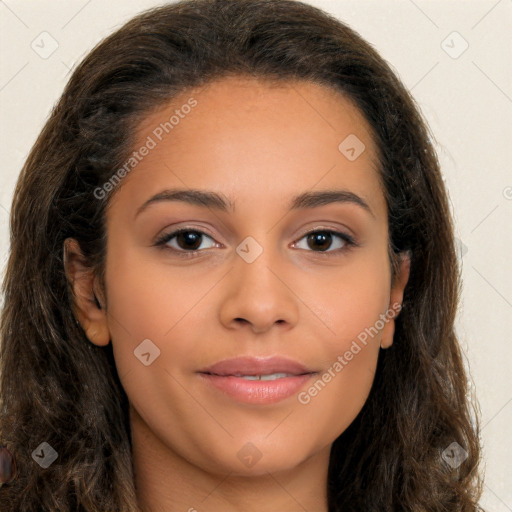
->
<box><xmin>0</xmin><ymin>0</ymin><xmax>485</xmax><ymax>510</ymax></box>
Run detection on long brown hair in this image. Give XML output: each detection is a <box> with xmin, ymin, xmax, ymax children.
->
<box><xmin>0</xmin><ymin>0</ymin><xmax>485</xmax><ymax>510</ymax></box>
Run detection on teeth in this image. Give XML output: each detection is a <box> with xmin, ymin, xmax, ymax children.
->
<box><xmin>259</xmin><ymin>373</ymin><xmax>291</xmax><ymax>381</ymax></box>
<box><xmin>236</xmin><ymin>373</ymin><xmax>292</xmax><ymax>381</ymax></box>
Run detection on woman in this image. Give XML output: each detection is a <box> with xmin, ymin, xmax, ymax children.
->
<box><xmin>0</xmin><ymin>0</ymin><xmax>484</xmax><ymax>510</ymax></box>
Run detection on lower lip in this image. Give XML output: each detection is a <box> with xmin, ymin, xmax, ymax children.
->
<box><xmin>198</xmin><ymin>373</ymin><xmax>315</xmax><ymax>404</ymax></box>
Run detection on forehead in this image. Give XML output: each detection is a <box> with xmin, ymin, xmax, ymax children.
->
<box><xmin>137</xmin><ymin>75</ymin><xmax>378</xmax><ymax>159</ymax></box>
<box><xmin>109</xmin><ymin>75</ymin><xmax>384</xmax><ymax>216</ymax></box>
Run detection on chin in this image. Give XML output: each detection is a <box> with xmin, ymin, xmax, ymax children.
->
<box><xmin>199</xmin><ymin>441</ymin><xmax>313</xmax><ymax>478</ymax></box>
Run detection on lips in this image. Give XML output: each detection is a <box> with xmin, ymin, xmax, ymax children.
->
<box><xmin>197</xmin><ymin>356</ymin><xmax>315</xmax><ymax>377</ymax></box>
<box><xmin>197</xmin><ymin>356</ymin><xmax>318</xmax><ymax>404</ymax></box>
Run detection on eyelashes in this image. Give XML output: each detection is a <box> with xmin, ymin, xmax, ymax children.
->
<box><xmin>292</xmin><ymin>229</ymin><xmax>357</xmax><ymax>255</ymax></box>
<box><xmin>154</xmin><ymin>227</ymin><xmax>358</xmax><ymax>259</ymax></box>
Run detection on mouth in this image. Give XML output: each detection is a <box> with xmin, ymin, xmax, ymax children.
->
<box><xmin>198</xmin><ymin>355</ymin><xmax>316</xmax><ymax>377</ymax></box>
<box><xmin>197</xmin><ymin>356</ymin><xmax>318</xmax><ymax>404</ymax></box>
<box><xmin>208</xmin><ymin>372</ymin><xmax>304</xmax><ymax>381</ymax></box>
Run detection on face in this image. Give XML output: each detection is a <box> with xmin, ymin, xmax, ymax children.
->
<box><xmin>67</xmin><ymin>75</ymin><xmax>409</xmax><ymax>477</ymax></box>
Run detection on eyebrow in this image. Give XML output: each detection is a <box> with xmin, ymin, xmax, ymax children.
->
<box><xmin>135</xmin><ymin>188</ymin><xmax>374</xmax><ymax>218</ymax></box>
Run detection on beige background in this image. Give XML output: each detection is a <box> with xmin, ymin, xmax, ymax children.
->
<box><xmin>0</xmin><ymin>0</ymin><xmax>511</xmax><ymax>509</ymax></box>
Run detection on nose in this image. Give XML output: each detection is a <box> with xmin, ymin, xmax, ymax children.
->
<box><xmin>218</xmin><ymin>244</ymin><xmax>300</xmax><ymax>334</ymax></box>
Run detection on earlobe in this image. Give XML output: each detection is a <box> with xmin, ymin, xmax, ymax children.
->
<box><xmin>63</xmin><ymin>238</ymin><xmax>111</xmax><ymax>347</ymax></box>
<box><xmin>380</xmin><ymin>251</ymin><xmax>411</xmax><ymax>349</ymax></box>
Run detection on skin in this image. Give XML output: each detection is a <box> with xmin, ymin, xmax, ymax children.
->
<box><xmin>65</xmin><ymin>75</ymin><xmax>410</xmax><ymax>512</ymax></box>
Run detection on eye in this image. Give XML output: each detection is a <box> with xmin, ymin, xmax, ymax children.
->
<box><xmin>155</xmin><ymin>228</ymin><xmax>218</xmax><ymax>257</ymax></box>
<box><xmin>292</xmin><ymin>229</ymin><xmax>356</xmax><ymax>255</ymax></box>
<box><xmin>155</xmin><ymin>227</ymin><xmax>357</xmax><ymax>258</ymax></box>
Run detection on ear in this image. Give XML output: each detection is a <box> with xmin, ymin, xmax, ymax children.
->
<box><xmin>63</xmin><ymin>238</ymin><xmax>110</xmax><ymax>347</ymax></box>
<box><xmin>380</xmin><ymin>251</ymin><xmax>410</xmax><ymax>349</ymax></box>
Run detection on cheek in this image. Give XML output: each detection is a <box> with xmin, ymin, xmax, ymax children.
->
<box><xmin>102</xmin><ymin>249</ymin><xmax>207</xmax><ymax>429</ymax></box>
<box><xmin>296</xmin><ymin>271</ymin><xmax>390</xmax><ymax>442</ymax></box>
<box><xmin>297</xmin><ymin>254</ymin><xmax>390</xmax><ymax>421</ymax></box>
<box><xmin>296</xmin><ymin>342</ymin><xmax>379</xmax><ymax>452</ymax></box>
<box><xmin>310</xmin><ymin>251</ymin><xmax>391</xmax><ymax>350</ymax></box>
<box><xmin>103</xmin><ymin>245</ymin><xmax>175</xmax><ymax>369</ymax></box>
<box><xmin>103</xmin><ymin>244</ymin><xmax>223</xmax><ymax>385</ymax></box>
<box><xmin>105</xmin><ymin>238</ymin><xmax>204</xmax><ymax>334</ymax></box>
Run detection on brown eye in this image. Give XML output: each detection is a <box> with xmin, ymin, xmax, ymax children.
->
<box><xmin>156</xmin><ymin>229</ymin><xmax>217</xmax><ymax>253</ymax></box>
<box><xmin>306</xmin><ymin>232</ymin><xmax>334</xmax><ymax>251</ymax></box>
<box><xmin>293</xmin><ymin>229</ymin><xmax>355</xmax><ymax>255</ymax></box>
<box><xmin>174</xmin><ymin>231</ymin><xmax>203</xmax><ymax>250</ymax></box>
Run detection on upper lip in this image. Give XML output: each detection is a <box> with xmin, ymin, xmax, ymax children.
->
<box><xmin>198</xmin><ymin>356</ymin><xmax>316</xmax><ymax>377</ymax></box>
